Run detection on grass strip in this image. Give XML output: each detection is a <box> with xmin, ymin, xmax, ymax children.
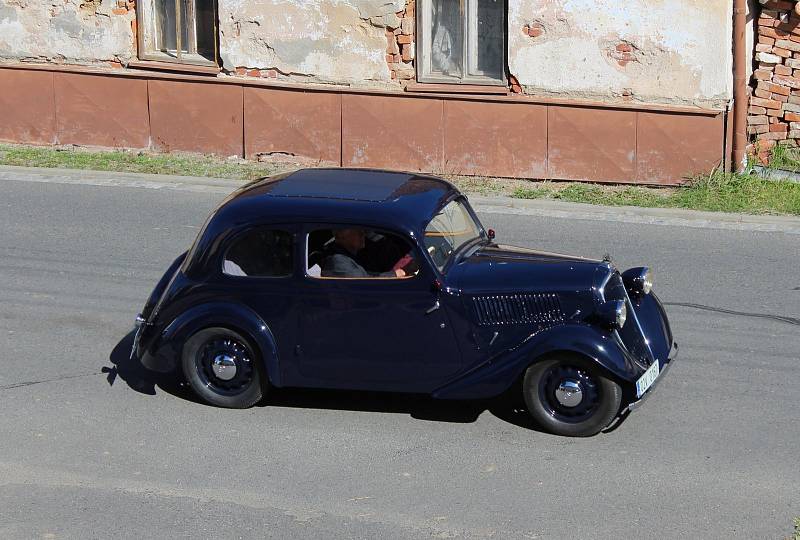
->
<box><xmin>1</xmin><ymin>144</ymin><xmax>799</xmax><ymax>216</ymax></box>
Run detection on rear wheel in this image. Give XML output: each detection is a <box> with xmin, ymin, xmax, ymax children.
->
<box><xmin>522</xmin><ymin>354</ymin><xmax>621</xmax><ymax>437</ymax></box>
<box><xmin>181</xmin><ymin>327</ymin><xmax>265</xmax><ymax>408</ymax></box>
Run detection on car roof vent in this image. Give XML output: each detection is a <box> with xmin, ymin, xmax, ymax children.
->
<box><xmin>472</xmin><ymin>293</ymin><xmax>564</xmax><ymax>326</ymax></box>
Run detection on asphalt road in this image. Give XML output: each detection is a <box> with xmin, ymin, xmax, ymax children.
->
<box><xmin>0</xmin><ymin>173</ymin><xmax>798</xmax><ymax>539</ymax></box>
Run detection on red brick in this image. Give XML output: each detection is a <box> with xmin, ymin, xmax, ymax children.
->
<box><xmin>112</xmin><ymin>7</ymin><xmax>127</xmax><ymax>15</ymax></box>
<box><xmin>758</xmin><ymin>131</ymin><xmax>788</xmax><ymax>140</ymax></box>
<box><xmin>750</xmin><ymin>115</ymin><xmax>770</xmax><ymax>125</ymax></box>
<box><xmin>756</xmin><ymin>44</ymin><xmax>773</xmax><ymax>53</ymax></box>
<box><xmin>401</xmin><ymin>44</ymin><xmax>412</xmax><ymax>62</ymax></box>
<box><xmin>246</xmin><ymin>69</ymin><xmax>261</xmax><ymax>77</ymax></box>
<box><xmin>775</xmin><ymin>65</ymin><xmax>794</xmax><ymax>76</ymax></box>
<box><xmin>397</xmin><ymin>34</ymin><xmax>412</xmax><ymax>44</ymax></box>
<box><xmin>750</xmin><ymin>105</ymin><xmax>768</xmax><ymax>114</ymax></box>
<box><xmin>769</xmin><ymin>82</ymin><xmax>792</xmax><ymax>95</ymax></box>
<box><xmin>768</xmin><ymin>108</ymin><xmax>784</xmax><ymax>116</ymax></box>
<box><xmin>770</xmin><ymin>123</ymin><xmax>789</xmax><ymax>131</ymax></box>
<box><xmin>774</xmin><ymin>93</ymin><xmax>789</xmax><ymax>102</ymax></box>
<box><xmin>528</xmin><ymin>27</ymin><xmax>543</xmax><ymax>38</ymax></box>
<box><xmin>751</xmin><ymin>96</ymin><xmax>783</xmax><ymax>108</ymax></box>
<box><xmin>759</xmin><ymin>35</ymin><xmax>777</xmax><ymax>45</ymax></box>
<box><xmin>749</xmin><ymin>124</ymin><xmax>770</xmax><ymax>134</ymax></box>
<box><xmin>754</xmin><ymin>69</ymin><xmax>773</xmax><ymax>80</ymax></box>
<box><xmin>784</xmin><ymin>112</ymin><xmax>800</xmax><ymax>120</ymax></box>
<box><xmin>616</xmin><ymin>43</ymin><xmax>632</xmax><ymax>53</ymax></box>
<box><xmin>265</xmin><ymin>69</ymin><xmax>278</xmax><ymax>78</ymax></box>
<box><xmin>774</xmin><ymin>74</ymin><xmax>800</xmax><ymax>88</ymax></box>
<box><xmin>235</xmin><ymin>67</ymin><xmax>247</xmax><ymax>76</ymax></box>
<box><xmin>755</xmin><ymin>88</ymin><xmax>772</xmax><ymax>99</ymax></box>
<box><xmin>759</xmin><ymin>26</ymin><xmax>790</xmax><ymax>38</ymax></box>
<box><xmin>774</xmin><ymin>47</ymin><xmax>792</xmax><ymax>58</ymax></box>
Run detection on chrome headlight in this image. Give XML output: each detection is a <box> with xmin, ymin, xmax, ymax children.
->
<box><xmin>597</xmin><ymin>300</ymin><xmax>627</xmax><ymax>329</ymax></box>
<box><xmin>622</xmin><ymin>267</ymin><xmax>653</xmax><ymax>296</ymax></box>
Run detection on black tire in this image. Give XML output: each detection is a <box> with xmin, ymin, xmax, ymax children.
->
<box><xmin>522</xmin><ymin>354</ymin><xmax>621</xmax><ymax>437</ymax></box>
<box><xmin>181</xmin><ymin>327</ymin><xmax>265</xmax><ymax>408</ymax></box>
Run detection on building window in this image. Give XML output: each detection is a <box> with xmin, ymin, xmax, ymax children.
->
<box><xmin>418</xmin><ymin>0</ymin><xmax>506</xmax><ymax>85</ymax></box>
<box><xmin>137</xmin><ymin>0</ymin><xmax>218</xmax><ymax>66</ymax></box>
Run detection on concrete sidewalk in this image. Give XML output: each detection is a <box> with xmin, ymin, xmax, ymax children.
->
<box><xmin>2</xmin><ymin>164</ymin><xmax>799</xmax><ymax>235</ymax></box>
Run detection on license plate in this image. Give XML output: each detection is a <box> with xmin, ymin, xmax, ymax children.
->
<box><xmin>635</xmin><ymin>360</ymin><xmax>660</xmax><ymax>398</ymax></box>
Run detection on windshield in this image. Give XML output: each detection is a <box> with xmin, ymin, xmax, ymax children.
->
<box><xmin>424</xmin><ymin>199</ymin><xmax>483</xmax><ymax>272</ymax></box>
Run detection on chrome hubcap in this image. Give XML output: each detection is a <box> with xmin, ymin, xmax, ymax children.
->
<box><xmin>555</xmin><ymin>379</ymin><xmax>583</xmax><ymax>407</ymax></box>
<box><xmin>211</xmin><ymin>354</ymin><xmax>237</xmax><ymax>381</ymax></box>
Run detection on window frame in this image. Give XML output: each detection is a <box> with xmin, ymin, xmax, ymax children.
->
<box><xmin>302</xmin><ymin>226</ymin><xmax>426</xmax><ymax>282</ymax></box>
<box><xmin>219</xmin><ymin>225</ymin><xmax>296</xmax><ymax>280</ymax></box>
<box><xmin>417</xmin><ymin>0</ymin><xmax>507</xmax><ymax>86</ymax></box>
<box><xmin>136</xmin><ymin>0</ymin><xmax>219</xmax><ymax>67</ymax></box>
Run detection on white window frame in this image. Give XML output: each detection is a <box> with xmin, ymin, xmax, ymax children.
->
<box><xmin>417</xmin><ymin>0</ymin><xmax>506</xmax><ymax>86</ymax></box>
<box><xmin>137</xmin><ymin>0</ymin><xmax>218</xmax><ymax>67</ymax></box>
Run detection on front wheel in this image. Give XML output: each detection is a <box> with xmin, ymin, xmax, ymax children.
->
<box><xmin>181</xmin><ymin>327</ymin><xmax>265</xmax><ymax>408</ymax></box>
<box><xmin>522</xmin><ymin>354</ymin><xmax>621</xmax><ymax>437</ymax></box>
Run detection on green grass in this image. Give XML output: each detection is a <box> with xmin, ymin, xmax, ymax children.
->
<box><xmin>513</xmin><ymin>170</ymin><xmax>800</xmax><ymax>216</ymax></box>
<box><xmin>793</xmin><ymin>517</ymin><xmax>800</xmax><ymax>540</ymax></box>
<box><xmin>1</xmin><ymin>143</ymin><xmax>799</xmax><ymax>216</ymax></box>
<box><xmin>0</xmin><ymin>144</ymin><xmax>291</xmax><ymax>181</ymax></box>
<box><xmin>768</xmin><ymin>143</ymin><xmax>800</xmax><ymax>173</ymax></box>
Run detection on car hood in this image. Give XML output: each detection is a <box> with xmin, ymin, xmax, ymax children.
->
<box><xmin>451</xmin><ymin>243</ymin><xmax>610</xmax><ymax>294</ymax></box>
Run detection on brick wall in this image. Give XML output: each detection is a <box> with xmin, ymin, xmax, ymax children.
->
<box><xmin>749</xmin><ymin>0</ymin><xmax>800</xmax><ymax>162</ymax></box>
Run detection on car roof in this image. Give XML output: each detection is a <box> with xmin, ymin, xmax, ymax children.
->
<box><xmin>215</xmin><ymin>168</ymin><xmax>459</xmax><ymax>232</ymax></box>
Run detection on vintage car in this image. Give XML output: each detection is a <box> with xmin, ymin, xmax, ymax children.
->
<box><xmin>133</xmin><ymin>168</ymin><xmax>677</xmax><ymax>436</ymax></box>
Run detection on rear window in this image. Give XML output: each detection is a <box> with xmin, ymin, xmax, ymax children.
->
<box><xmin>223</xmin><ymin>228</ymin><xmax>293</xmax><ymax>277</ymax></box>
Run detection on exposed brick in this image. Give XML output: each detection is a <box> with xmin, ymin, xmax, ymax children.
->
<box><xmin>785</xmin><ymin>58</ymin><xmax>800</xmax><ymax>69</ymax></box>
<box><xmin>774</xmin><ymin>93</ymin><xmax>790</xmax><ymax>102</ymax></box>
<box><xmin>776</xmin><ymin>39</ymin><xmax>800</xmax><ymax>52</ymax></box>
<box><xmin>789</xmin><ymin>130</ymin><xmax>800</xmax><ymax>138</ymax></box>
<box><xmin>790</xmin><ymin>122</ymin><xmax>800</xmax><ymax>130</ymax></box>
<box><xmin>756</xmin><ymin>44</ymin><xmax>773</xmax><ymax>53</ymax></box>
<box><xmin>401</xmin><ymin>17</ymin><xmax>414</xmax><ymax>35</ymax></box>
<box><xmin>769</xmin><ymin>82</ymin><xmax>792</xmax><ymax>95</ymax></box>
<box><xmin>401</xmin><ymin>44</ymin><xmax>413</xmax><ymax>62</ymax></box>
<box><xmin>759</xmin><ymin>26</ymin><xmax>790</xmax><ymax>38</ymax></box>
<box><xmin>235</xmin><ymin>67</ymin><xmax>247</xmax><ymax>76</ymax></box>
<box><xmin>770</xmin><ymin>116</ymin><xmax>779</xmax><ymax>123</ymax></box>
<box><xmin>749</xmin><ymin>125</ymin><xmax>770</xmax><ymax>134</ymax></box>
<box><xmin>387</xmin><ymin>39</ymin><xmax>399</xmax><ymax>55</ymax></box>
<box><xmin>751</xmin><ymin>96</ymin><xmax>783</xmax><ymax>108</ymax></box>
<box><xmin>754</xmin><ymin>68</ymin><xmax>773</xmax><ymax>80</ymax></box>
<box><xmin>774</xmin><ymin>47</ymin><xmax>793</xmax><ymax>58</ymax></box>
<box><xmin>750</xmin><ymin>115</ymin><xmax>770</xmax><ymax>125</ymax></box>
<box><xmin>757</xmin><ymin>51</ymin><xmax>782</xmax><ymax>63</ymax></box>
<box><xmin>774</xmin><ymin>74</ymin><xmax>800</xmax><ymax>88</ymax></box>
<box><xmin>616</xmin><ymin>43</ymin><xmax>633</xmax><ymax>53</ymax></box>
<box><xmin>759</xmin><ymin>35</ymin><xmax>776</xmax><ymax>45</ymax></box>
<box><xmin>768</xmin><ymin>108</ymin><xmax>784</xmax><ymax>116</ymax></box>
<box><xmin>758</xmin><ymin>131</ymin><xmax>788</xmax><ymax>140</ymax></box>
<box><xmin>528</xmin><ymin>27</ymin><xmax>543</xmax><ymax>38</ymax></box>
<box><xmin>783</xmin><ymin>101</ymin><xmax>800</xmax><ymax>112</ymax></box>
<box><xmin>784</xmin><ymin>112</ymin><xmax>800</xmax><ymax>121</ymax></box>
<box><xmin>755</xmin><ymin>88</ymin><xmax>772</xmax><ymax>99</ymax></box>
<box><xmin>397</xmin><ymin>34</ymin><xmax>412</xmax><ymax>45</ymax></box>
<box><xmin>770</xmin><ymin>123</ymin><xmax>789</xmax><ymax>132</ymax></box>
<box><xmin>750</xmin><ymin>105</ymin><xmax>768</xmax><ymax>114</ymax></box>
<box><xmin>246</xmin><ymin>69</ymin><xmax>261</xmax><ymax>77</ymax></box>
<box><xmin>112</xmin><ymin>7</ymin><xmax>128</xmax><ymax>15</ymax></box>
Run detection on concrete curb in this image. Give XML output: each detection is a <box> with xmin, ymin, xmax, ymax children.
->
<box><xmin>2</xmin><ymin>164</ymin><xmax>800</xmax><ymax>234</ymax></box>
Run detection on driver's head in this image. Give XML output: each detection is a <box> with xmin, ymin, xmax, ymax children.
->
<box><xmin>333</xmin><ymin>228</ymin><xmax>366</xmax><ymax>255</ymax></box>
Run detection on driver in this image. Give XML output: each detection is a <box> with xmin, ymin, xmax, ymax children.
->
<box><xmin>322</xmin><ymin>229</ymin><xmax>409</xmax><ymax>278</ymax></box>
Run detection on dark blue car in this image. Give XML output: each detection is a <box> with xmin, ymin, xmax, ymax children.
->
<box><xmin>133</xmin><ymin>168</ymin><xmax>677</xmax><ymax>436</ymax></box>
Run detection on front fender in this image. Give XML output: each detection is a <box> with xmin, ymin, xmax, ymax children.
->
<box><xmin>432</xmin><ymin>323</ymin><xmax>639</xmax><ymax>400</ymax></box>
<box><xmin>150</xmin><ymin>302</ymin><xmax>282</xmax><ymax>387</ymax></box>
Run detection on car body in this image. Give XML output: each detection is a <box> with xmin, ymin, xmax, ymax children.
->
<box><xmin>133</xmin><ymin>168</ymin><xmax>677</xmax><ymax>436</ymax></box>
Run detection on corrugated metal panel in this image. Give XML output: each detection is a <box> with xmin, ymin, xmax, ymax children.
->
<box><xmin>472</xmin><ymin>293</ymin><xmax>564</xmax><ymax>326</ymax></box>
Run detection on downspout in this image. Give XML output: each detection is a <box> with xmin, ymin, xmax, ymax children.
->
<box><xmin>732</xmin><ymin>0</ymin><xmax>748</xmax><ymax>172</ymax></box>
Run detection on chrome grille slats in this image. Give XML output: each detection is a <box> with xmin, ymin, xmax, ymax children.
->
<box><xmin>472</xmin><ymin>293</ymin><xmax>564</xmax><ymax>326</ymax></box>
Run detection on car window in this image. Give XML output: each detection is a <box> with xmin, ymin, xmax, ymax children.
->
<box><xmin>424</xmin><ymin>199</ymin><xmax>482</xmax><ymax>272</ymax></box>
<box><xmin>307</xmin><ymin>227</ymin><xmax>419</xmax><ymax>280</ymax></box>
<box><xmin>223</xmin><ymin>228</ymin><xmax>293</xmax><ymax>277</ymax></box>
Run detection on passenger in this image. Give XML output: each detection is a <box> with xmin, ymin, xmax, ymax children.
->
<box><xmin>322</xmin><ymin>229</ymin><xmax>407</xmax><ymax>278</ymax></box>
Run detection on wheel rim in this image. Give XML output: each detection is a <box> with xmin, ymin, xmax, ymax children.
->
<box><xmin>194</xmin><ymin>336</ymin><xmax>254</xmax><ymax>396</ymax></box>
<box><xmin>538</xmin><ymin>364</ymin><xmax>601</xmax><ymax>423</ymax></box>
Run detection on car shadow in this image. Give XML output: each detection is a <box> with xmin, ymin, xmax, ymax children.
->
<box><xmin>104</xmin><ymin>331</ymin><xmax>626</xmax><ymax>434</ymax></box>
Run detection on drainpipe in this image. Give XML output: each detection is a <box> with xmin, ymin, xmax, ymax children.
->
<box><xmin>732</xmin><ymin>0</ymin><xmax>748</xmax><ymax>172</ymax></box>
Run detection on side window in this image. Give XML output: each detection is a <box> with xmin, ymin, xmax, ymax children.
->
<box><xmin>307</xmin><ymin>228</ymin><xmax>420</xmax><ymax>280</ymax></box>
<box><xmin>223</xmin><ymin>228</ymin><xmax>293</xmax><ymax>277</ymax></box>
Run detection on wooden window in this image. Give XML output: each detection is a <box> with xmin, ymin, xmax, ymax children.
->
<box><xmin>418</xmin><ymin>0</ymin><xmax>506</xmax><ymax>85</ymax></box>
<box><xmin>137</xmin><ymin>0</ymin><xmax>218</xmax><ymax>66</ymax></box>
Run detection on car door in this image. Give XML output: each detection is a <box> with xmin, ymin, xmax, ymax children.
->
<box><xmin>291</xmin><ymin>226</ymin><xmax>463</xmax><ymax>393</ymax></box>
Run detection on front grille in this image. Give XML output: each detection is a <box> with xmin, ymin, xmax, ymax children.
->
<box><xmin>472</xmin><ymin>293</ymin><xmax>564</xmax><ymax>326</ymax></box>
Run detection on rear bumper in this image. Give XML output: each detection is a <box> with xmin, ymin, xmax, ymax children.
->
<box><xmin>626</xmin><ymin>340</ymin><xmax>678</xmax><ymax>412</ymax></box>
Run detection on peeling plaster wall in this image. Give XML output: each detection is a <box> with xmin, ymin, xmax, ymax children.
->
<box><xmin>0</xmin><ymin>1</ymin><xmax>134</xmax><ymax>65</ymax></box>
<box><xmin>508</xmin><ymin>0</ymin><xmax>733</xmax><ymax>107</ymax></box>
<box><xmin>218</xmin><ymin>0</ymin><xmax>404</xmax><ymax>86</ymax></box>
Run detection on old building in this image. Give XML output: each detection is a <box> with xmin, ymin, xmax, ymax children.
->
<box><xmin>0</xmin><ymin>1</ymin><xmax>750</xmax><ymax>184</ymax></box>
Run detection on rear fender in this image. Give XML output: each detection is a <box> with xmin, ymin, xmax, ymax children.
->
<box><xmin>432</xmin><ymin>323</ymin><xmax>638</xmax><ymax>400</ymax></box>
<box><xmin>159</xmin><ymin>302</ymin><xmax>281</xmax><ymax>387</ymax></box>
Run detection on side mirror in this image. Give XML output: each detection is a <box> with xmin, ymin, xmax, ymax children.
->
<box><xmin>487</xmin><ymin>229</ymin><xmax>496</xmax><ymax>240</ymax></box>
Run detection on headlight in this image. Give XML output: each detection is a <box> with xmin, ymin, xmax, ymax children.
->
<box><xmin>622</xmin><ymin>267</ymin><xmax>653</xmax><ymax>296</ymax></box>
<box><xmin>597</xmin><ymin>300</ymin><xmax>627</xmax><ymax>329</ymax></box>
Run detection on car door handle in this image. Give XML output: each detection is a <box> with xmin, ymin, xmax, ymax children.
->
<box><xmin>426</xmin><ymin>299</ymin><xmax>440</xmax><ymax>314</ymax></box>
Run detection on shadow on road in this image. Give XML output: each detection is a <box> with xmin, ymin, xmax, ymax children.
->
<box><xmin>104</xmin><ymin>331</ymin><xmax>624</xmax><ymax>434</ymax></box>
